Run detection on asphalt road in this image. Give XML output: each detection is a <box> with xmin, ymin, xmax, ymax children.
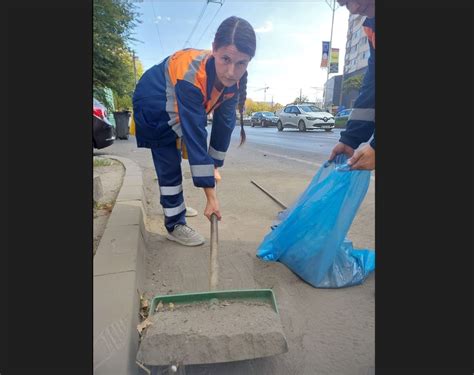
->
<box><xmin>231</xmin><ymin>126</ymin><xmax>343</xmax><ymax>166</ymax></box>
<box><xmin>94</xmin><ymin>126</ymin><xmax>344</xmax><ymax>173</ymax></box>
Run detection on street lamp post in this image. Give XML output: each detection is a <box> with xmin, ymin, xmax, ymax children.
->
<box><xmin>323</xmin><ymin>0</ymin><xmax>337</xmax><ymax>109</ymax></box>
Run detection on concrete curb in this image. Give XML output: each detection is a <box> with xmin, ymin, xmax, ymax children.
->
<box><xmin>93</xmin><ymin>156</ymin><xmax>146</xmax><ymax>375</ymax></box>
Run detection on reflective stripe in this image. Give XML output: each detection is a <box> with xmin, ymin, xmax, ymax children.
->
<box><xmin>349</xmin><ymin>108</ymin><xmax>375</xmax><ymax>122</ymax></box>
<box><xmin>183</xmin><ymin>52</ymin><xmax>207</xmax><ymax>85</ymax></box>
<box><xmin>172</xmin><ymin>123</ymin><xmax>182</xmax><ymax>137</ymax></box>
<box><xmin>165</xmin><ymin>53</ymin><xmax>208</xmax><ymax>137</ymax></box>
<box><xmin>163</xmin><ymin>202</ymin><xmax>186</xmax><ymax>217</ymax></box>
<box><xmin>190</xmin><ymin>164</ymin><xmax>214</xmax><ymax>177</ymax></box>
<box><xmin>164</xmin><ymin>58</ymin><xmax>181</xmax><ymax>135</ymax></box>
<box><xmin>208</xmin><ymin>146</ymin><xmax>226</xmax><ymax>161</ymax></box>
<box><xmin>159</xmin><ymin>184</ymin><xmax>183</xmax><ymax>196</ymax></box>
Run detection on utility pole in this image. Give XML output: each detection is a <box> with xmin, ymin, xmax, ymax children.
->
<box><xmin>326</xmin><ymin>0</ymin><xmax>336</xmax><ymax>84</ymax></box>
<box><xmin>299</xmin><ymin>88</ymin><xmax>302</xmax><ymax>103</ymax></box>
<box><xmin>323</xmin><ymin>0</ymin><xmax>337</xmax><ymax>107</ymax></box>
<box><xmin>256</xmin><ymin>85</ymin><xmax>270</xmax><ymax>102</ymax></box>
<box><xmin>132</xmin><ymin>50</ymin><xmax>137</xmax><ymax>85</ymax></box>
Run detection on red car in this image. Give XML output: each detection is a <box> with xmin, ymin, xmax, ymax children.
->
<box><xmin>93</xmin><ymin>98</ymin><xmax>115</xmax><ymax>149</ymax></box>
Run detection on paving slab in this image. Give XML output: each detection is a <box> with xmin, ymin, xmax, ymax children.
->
<box><xmin>94</xmin><ymin>271</ymin><xmax>140</xmax><ymax>375</ymax></box>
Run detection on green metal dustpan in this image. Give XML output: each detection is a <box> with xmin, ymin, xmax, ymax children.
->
<box><xmin>137</xmin><ymin>214</ymin><xmax>288</xmax><ymax>368</ymax></box>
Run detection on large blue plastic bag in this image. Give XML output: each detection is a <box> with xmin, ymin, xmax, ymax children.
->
<box><xmin>256</xmin><ymin>154</ymin><xmax>375</xmax><ymax>288</ymax></box>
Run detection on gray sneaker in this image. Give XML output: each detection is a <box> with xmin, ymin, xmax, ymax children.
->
<box><xmin>166</xmin><ymin>224</ymin><xmax>205</xmax><ymax>246</ymax></box>
<box><xmin>185</xmin><ymin>206</ymin><xmax>198</xmax><ymax>217</ymax></box>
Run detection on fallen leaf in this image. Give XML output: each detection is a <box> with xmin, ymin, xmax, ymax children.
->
<box><xmin>169</xmin><ymin>302</ymin><xmax>175</xmax><ymax>311</ymax></box>
<box><xmin>137</xmin><ymin>318</ymin><xmax>153</xmax><ymax>334</ymax></box>
<box><xmin>155</xmin><ymin>301</ymin><xmax>164</xmax><ymax>312</ymax></box>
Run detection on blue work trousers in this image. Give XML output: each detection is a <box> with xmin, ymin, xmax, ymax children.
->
<box><xmin>151</xmin><ymin>143</ymin><xmax>186</xmax><ymax>232</ymax></box>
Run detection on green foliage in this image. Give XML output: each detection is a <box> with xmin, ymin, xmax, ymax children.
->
<box><xmin>292</xmin><ymin>95</ymin><xmax>310</xmax><ymax>104</ymax></box>
<box><xmin>113</xmin><ymin>53</ymin><xmax>145</xmax><ymax>110</ymax></box>
<box><xmin>93</xmin><ymin>0</ymin><xmax>141</xmax><ymax>109</ymax></box>
<box><xmin>342</xmin><ymin>74</ymin><xmax>363</xmax><ymax>94</ymax></box>
<box><xmin>273</xmin><ymin>103</ymin><xmax>284</xmax><ymax>112</ymax></box>
<box><xmin>244</xmin><ymin>98</ymin><xmax>283</xmax><ymax>115</ymax></box>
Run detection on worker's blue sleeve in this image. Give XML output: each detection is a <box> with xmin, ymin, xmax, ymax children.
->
<box><xmin>175</xmin><ymin>79</ymin><xmax>215</xmax><ymax>188</ymax></box>
<box><xmin>340</xmin><ymin>38</ymin><xmax>375</xmax><ymax>150</ymax></box>
<box><xmin>209</xmin><ymin>94</ymin><xmax>238</xmax><ymax>167</ymax></box>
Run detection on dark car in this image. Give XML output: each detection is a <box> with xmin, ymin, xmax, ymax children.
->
<box><xmin>250</xmin><ymin>111</ymin><xmax>279</xmax><ymax>127</ymax></box>
<box><xmin>93</xmin><ymin>98</ymin><xmax>115</xmax><ymax>149</ymax></box>
<box><xmin>334</xmin><ymin>108</ymin><xmax>352</xmax><ymax>128</ymax></box>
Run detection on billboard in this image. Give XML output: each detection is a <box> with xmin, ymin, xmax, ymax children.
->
<box><xmin>329</xmin><ymin>48</ymin><xmax>339</xmax><ymax>73</ymax></box>
<box><xmin>320</xmin><ymin>41</ymin><xmax>330</xmax><ymax>68</ymax></box>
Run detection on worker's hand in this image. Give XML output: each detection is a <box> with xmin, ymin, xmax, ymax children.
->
<box><xmin>328</xmin><ymin>142</ymin><xmax>354</xmax><ymax>162</ymax></box>
<box><xmin>214</xmin><ymin>167</ymin><xmax>222</xmax><ymax>184</ymax></box>
<box><xmin>348</xmin><ymin>144</ymin><xmax>375</xmax><ymax>170</ymax></box>
<box><xmin>203</xmin><ymin>187</ymin><xmax>222</xmax><ymax>221</ymax></box>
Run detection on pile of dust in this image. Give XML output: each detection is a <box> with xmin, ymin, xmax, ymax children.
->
<box><xmin>137</xmin><ymin>299</ymin><xmax>288</xmax><ymax>366</ymax></box>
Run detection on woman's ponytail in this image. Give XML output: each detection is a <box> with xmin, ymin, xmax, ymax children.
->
<box><xmin>238</xmin><ymin>71</ymin><xmax>248</xmax><ymax>146</ymax></box>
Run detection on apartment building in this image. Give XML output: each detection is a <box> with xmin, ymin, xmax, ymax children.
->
<box><xmin>341</xmin><ymin>14</ymin><xmax>371</xmax><ymax>107</ymax></box>
<box><xmin>324</xmin><ymin>14</ymin><xmax>371</xmax><ymax>109</ymax></box>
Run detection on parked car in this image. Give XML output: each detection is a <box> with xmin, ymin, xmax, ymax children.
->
<box><xmin>93</xmin><ymin>98</ymin><xmax>116</xmax><ymax>149</ymax></box>
<box><xmin>250</xmin><ymin>111</ymin><xmax>279</xmax><ymax>127</ymax></box>
<box><xmin>334</xmin><ymin>108</ymin><xmax>352</xmax><ymax>128</ymax></box>
<box><xmin>277</xmin><ymin>104</ymin><xmax>335</xmax><ymax>132</ymax></box>
<box><xmin>243</xmin><ymin>115</ymin><xmax>252</xmax><ymax>126</ymax></box>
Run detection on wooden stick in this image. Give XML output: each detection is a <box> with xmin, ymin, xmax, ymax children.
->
<box><xmin>250</xmin><ymin>180</ymin><xmax>288</xmax><ymax>210</ymax></box>
<box><xmin>209</xmin><ymin>213</ymin><xmax>219</xmax><ymax>290</ymax></box>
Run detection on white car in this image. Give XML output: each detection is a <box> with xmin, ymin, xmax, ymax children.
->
<box><xmin>277</xmin><ymin>104</ymin><xmax>335</xmax><ymax>132</ymax></box>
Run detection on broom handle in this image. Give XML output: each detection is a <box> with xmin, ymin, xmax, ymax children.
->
<box><xmin>209</xmin><ymin>213</ymin><xmax>219</xmax><ymax>290</ymax></box>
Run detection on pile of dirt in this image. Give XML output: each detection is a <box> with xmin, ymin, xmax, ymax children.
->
<box><xmin>137</xmin><ymin>299</ymin><xmax>288</xmax><ymax>366</ymax></box>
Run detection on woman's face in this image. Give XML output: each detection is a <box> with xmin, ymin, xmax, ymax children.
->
<box><xmin>212</xmin><ymin>44</ymin><xmax>251</xmax><ymax>88</ymax></box>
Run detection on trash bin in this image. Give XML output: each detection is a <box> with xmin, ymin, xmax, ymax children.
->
<box><xmin>113</xmin><ymin>110</ymin><xmax>131</xmax><ymax>140</ymax></box>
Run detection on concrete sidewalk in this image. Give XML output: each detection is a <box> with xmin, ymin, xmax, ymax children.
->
<box><xmin>93</xmin><ymin>156</ymin><xmax>145</xmax><ymax>375</ymax></box>
<box><xmin>93</xmin><ymin>136</ymin><xmax>375</xmax><ymax>375</ymax></box>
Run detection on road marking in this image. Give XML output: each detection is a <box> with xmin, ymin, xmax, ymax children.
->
<box><xmin>250</xmin><ymin>147</ymin><xmax>375</xmax><ymax>182</ymax></box>
<box><xmin>252</xmin><ymin>147</ymin><xmax>323</xmax><ymax>167</ymax></box>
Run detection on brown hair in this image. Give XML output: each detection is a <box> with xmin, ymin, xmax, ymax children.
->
<box><xmin>214</xmin><ymin>16</ymin><xmax>256</xmax><ymax>145</ymax></box>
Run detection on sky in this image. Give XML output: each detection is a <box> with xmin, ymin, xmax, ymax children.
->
<box><xmin>129</xmin><ymin>0</ymin><xmax>351</xmax><ymax>106</ymax></box>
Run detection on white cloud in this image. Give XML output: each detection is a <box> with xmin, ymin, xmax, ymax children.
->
<box><xmin>154</xmin><ymin>15</ymin><xmax>171</xmax><ymax>24</ymax></box>
<box><xmin>255</xmin><ymin>21</ymin><xmax>273</xmax><ymax>33</ymax></box>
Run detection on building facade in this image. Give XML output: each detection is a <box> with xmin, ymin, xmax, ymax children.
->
<box><xmin>323</xmin><ymin>75</ymin><xmax>343</xmax><ymax>109</ymax></box>
<box><xmin>341</xmin><ymin>14</ymin><xmax>370</xmax><ymax>108</ymax></box>
<box><xmin>324</xmin><ymin>14</ymin><xmax>371</xmax><ymax>110</ymax></box>
<box><xmin>344</xmin><ymin>14</ymin><xmax>370</xmax><ymax>75</ymax></box>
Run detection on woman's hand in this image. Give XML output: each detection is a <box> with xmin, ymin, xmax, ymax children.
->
<box><xmin>203</xmin><ymin>187</ymin><xmax>221</xmax><ymax>221</ymax></box>
<box><xmin>348</xmin><ymin>144</ymin><xmax>375</xmax><ymax>170</ymax></box>
<box><xmin>328</xmin><ymin>142</ymin><xmax>354</xmax><ymax>162</ymax></box>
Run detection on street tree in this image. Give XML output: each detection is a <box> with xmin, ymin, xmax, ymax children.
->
<box><xmin>245</xmin><ymin>99</ymin><xmax>275</xmax><ymax>115</ymax></box>
<box><xmin>342</xmin><ymin>74</ymin><xmax>363</xmax><ymax>94</ymax></box>
<box><xmin>114</xmin><ymin>52</ymin><xmax>144</xmax><ymax>110</ymax></box>
<box><xmin>93</xmin><ymin>0</ymin><xmax>140</xmax><ymax>109</ymax></box>
<box><xmin>293</xmin><ymin>95</ymin><xmax>309</xmax><ymax>104</ymax></box>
